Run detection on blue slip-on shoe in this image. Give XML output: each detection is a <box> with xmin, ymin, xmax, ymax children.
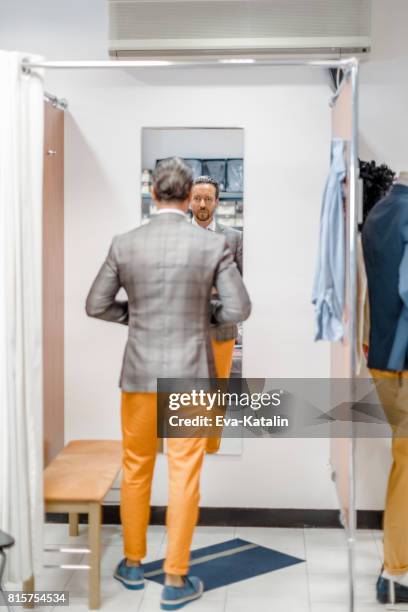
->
<box><xmin>114</xmin><ymin>558</ymin><xmax>145</xmax><ymax>590</ymax></box>
<box><xmin>160</xmin><ymin>576</ymin><xmax>204</xmax><ymax>610</ymax></box>
<box><xmin>377</xmin><ymin>573</ymin><xmax>408</xmax><ymax>604</ymax></box>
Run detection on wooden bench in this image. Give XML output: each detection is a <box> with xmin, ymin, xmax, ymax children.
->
<box><xmin>25</xmin><ymin>440</ymin><xmax>122</xmax><ymax>609</ymax></box>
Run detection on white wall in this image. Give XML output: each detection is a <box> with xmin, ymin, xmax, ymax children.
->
<box><xmin>1</xmin><ymin>0</ymin><xmax>406</xmax><ymax>510</ymax></box>
<box><xmin>61</xmin><ymin>69</ymin><xmax>333</xmax><ymax>509</ymax></box>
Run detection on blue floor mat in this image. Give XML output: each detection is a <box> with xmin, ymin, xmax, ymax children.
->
<box><xmin>143</xmin><ymin>538</ymin><xmax>305</xmax><ymax>591</ymax></box>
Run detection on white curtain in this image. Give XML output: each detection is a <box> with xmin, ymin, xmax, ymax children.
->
<box><xmin>0</xmin><ymin>51</ymin><xmax>44</xmax><ymax>583</ymax></box>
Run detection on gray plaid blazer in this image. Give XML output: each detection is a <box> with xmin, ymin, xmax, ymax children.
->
<box><xmin>212</xmin><ymin>223</ymin><xmax>243</xmax><ymax>341</ymax></box>
<box><xmin>86</xmin><ymin>212</ymin><xmax>251</xmax><ymax>392</ymax></box>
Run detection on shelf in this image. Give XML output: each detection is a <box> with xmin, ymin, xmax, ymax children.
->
<box><xmin>142</xmin><ymin>192</ymin><xmax>243</xmax><ymax>202</ymax></box>
<box><xmin>218</xmin><ymin>192</ymin><xmax>243</xmax><ymax>200</ymax></box>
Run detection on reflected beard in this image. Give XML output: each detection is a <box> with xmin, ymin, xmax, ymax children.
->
<box><xmin>196</xmin><ymin>210</ymin><xmax>210</xmax><ymax>221</ymax></box>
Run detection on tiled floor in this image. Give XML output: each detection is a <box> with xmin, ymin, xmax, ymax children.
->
<box><xmin>4</xmin><ymin>524</ymin><xmax>387</xmax><ymax>612</ymax></box>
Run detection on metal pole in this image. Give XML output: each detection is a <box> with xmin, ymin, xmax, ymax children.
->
<box><xmin>21</xmin><ymin>57</ymin><xmax>356</xmax><ymax>72</ymax></box>
<box><xmin>347</xmin><ymin>58</ymin><xmax>359</xmax><ymax>612</ymax></box>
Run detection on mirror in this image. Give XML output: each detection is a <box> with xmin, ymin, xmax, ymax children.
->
<box><xmin>141</xmin><ymin>128</ymin><xmax>244</xmax><ymax>455</ymax></box>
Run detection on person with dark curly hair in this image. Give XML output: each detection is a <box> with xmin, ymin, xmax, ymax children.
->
<box><xmin>363</xmin><ymin>169</ymin><xmax>408</xmax><ymax>605</ymax></box>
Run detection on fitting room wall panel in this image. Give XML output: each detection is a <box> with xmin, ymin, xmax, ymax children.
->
<box><xmin>330</xmin><ymin>77</ymin><xmax>354</xmax><ymax>531</ymax></box>
<box><xmin>43</xmin><ymin>101</ymin><xmax>65</xmax><ymax>466</ymax></box>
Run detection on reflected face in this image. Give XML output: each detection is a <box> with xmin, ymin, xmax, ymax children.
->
<box><xmin>190</xmin><ymin>184</ymin><xmax>218</xmax><ymax>224</ymax></box>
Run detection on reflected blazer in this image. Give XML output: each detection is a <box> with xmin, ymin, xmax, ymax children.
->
<box><xmin>85</xmin><ymin>212</ymin><xmax>251</xmax><ymax>392</ymax></box>
<box><xmin>212</xmin><ymin>222</ymin><xmax>244</xmax><ymax>341</ymax></box>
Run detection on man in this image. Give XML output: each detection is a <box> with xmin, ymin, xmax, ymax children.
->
<box><xmin>362</xmin><ymin>177</ymin><xmax>408</xmax><ymax>605</ymax></box>
<box><xmin>190</xmin><ymin>176</ymin><xmax>243</xmax><ymax>453</ymax></box>
<box><xmin>86</xmin><ymin>157</ymin><xmax>251</xmax><ymax>610</ymax></box>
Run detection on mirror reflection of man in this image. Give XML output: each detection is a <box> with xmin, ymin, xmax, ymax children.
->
<box><xmin>190</xmin><ymin>176</ymin><xmax>243</xmax><ymax>453</ymax></box>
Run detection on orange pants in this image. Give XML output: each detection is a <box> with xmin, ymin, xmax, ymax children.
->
<box><xmin>120</xmin><ymin>391</ymin><xmax>207</xmax><ymax>575</ymax></box>
<box><xmin>206</xmin><ymin>338</ymin><xmax>236</xmax><ymax>454</ymax></box>
<box><xmin>370</xmin><ymin>369</ymin><xmax>408</xmax><ymax>575</ymax></box>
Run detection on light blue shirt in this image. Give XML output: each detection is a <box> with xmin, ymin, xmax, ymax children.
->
<box><xmin>156</xmin><ymin>208</ymin><xmax>186</xmax><ymax>217</ymax></box>
<box><xmin>192</xmin><ymin>216</ymin><xmax>216</xmax><ymax>231</ymax></box>
<box><xmin>312</xmin><ymin>138</ymin><xmax>346</xmax><ymax>342</ymax></box>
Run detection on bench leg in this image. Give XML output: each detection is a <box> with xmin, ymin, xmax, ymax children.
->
<box><xmin>88</xmin><ymin>502</ymin><xmax>101</xmax><ymax>609</ymax></box>
<box><xmin>69</xmin><ymin>512</ymin><xmax>79</xmax><ymax>536</ymax></box>
<box><xmin>22</xmin><ymin>575</ymin><xmax>34</xmax><ymax>609</ymax></box>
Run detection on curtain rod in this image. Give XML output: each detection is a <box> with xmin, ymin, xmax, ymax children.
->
<box><xmin>22</xmin><ymin>57</ymin><xmax>357</xmax><ymax>72</ymax></box>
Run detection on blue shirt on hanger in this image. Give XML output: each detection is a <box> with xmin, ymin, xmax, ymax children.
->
<box><xmin>312</xmin><ymin>138</ymin><xmax>346</xmax><ymax>342</ymax></box>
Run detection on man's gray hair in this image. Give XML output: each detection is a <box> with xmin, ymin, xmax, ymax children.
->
<box><xmin>193</xmin><ymin>175</ymin><xmax>220</xmax><ymax>199</ymax></box>
<box><xmin>153</xmin><ymin>157</ymin><xmax>193</xmax><ymax>202</ymax></box>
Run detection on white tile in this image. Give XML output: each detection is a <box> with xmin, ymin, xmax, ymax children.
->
<box><xmin>227</xmin><ymin>562</ymin><xmax>308</xmax><ymax>601</ymax></box>
<box><xmin>66</xmin><ymin>575</ymin><xmax>145</xmax><ymax>609</ymax></box>
<box><xmin>139</xmin><ymin>591</ymin><xmax>224</xmax><ymax>612</ymax></box>
<box><xmin>372</xmin><ymin>529</ymin><xmax>384</xmax><ymax>561</ymax></box>
<box><xmin>355</xmin><ymin>540</ymin><xmax>383</xmax><ymax>575</ymax></box>
<box><xmin>305</xmin><ymin>528</ymin><xmax>374</xmax><ymax>547</ymax></box>
<box><xmin>99</xmin><ymin>582</ymin><xmax>146</xmax><ymax>611</ymax></box>
<box><xmin>58</xmin><ymin>604</ymin><xmax>89</xmax><ymax>612</ymax></box>
<box><xmin>199</xmin><ymin>586</ymin><xmax>227</xmax><ymax>602</ymax></box>
<box><xmin>65</xmin><ymin>568</ymin><xmax>96</xmax><ymax>597</ymax></box>
<box><xmin>227</xmin><ymin>594</ymin><xmax>310</xmax><ymax>612</ymax></box>
<box><xmin>44</xmin><ymin>522</ymin><xmax>75</xmax><ymax>545</ymax></box>
<box><xmin>304</xmin><ymin>528</ymin><xmax>349</xmax><ymax>549</ymax></box>
<box><xmin>308</xmin><ymin>573</ymin><xmax>348</xmax><ymax>604</ymax></box>
<box><xmin>34</xmin><ymin>568</ymin><xmax>74</xmax><ymax>592</ymax></box>
<box><xmin>45</xmin><ymin>521</ymin><xmax>165</xmax><ymax>547</ymax></box>
<box><xmin>306</xmin><ymin>546</ymin><xmax>349</xmax><ymax>575</ymax></box>
<box><xmin>137</xmin><ymin>599</ymin><xmax>161</xmax><ymax>612</ymax></box>
<box><xmin>171</xmin><ymin>599</ymin><xmax>225</xmax><ymax>612</ymax></box>
<box><xmin>354</xmin><ymin>530</ymin><xmax>381</xmax><ymax>547</ymax></box>
<box><xmin>24</xmin><ymin>553</ymin><xmax>83</xmax><ymax>593</ymax></box>
<box><xmin>98</xmin><ymin>525</ymin><xmax>124</xmax><ymax>546</ymax></box>
<box><xmin>351</xmin><ymin>573</ymin><xmax>380</xmax><ymax>604</ymax></box>
<box><xmin>190</xmin><ymin>526</ymin><xmax>236</xmax><ymax>549</ymax></box>
<box><xmin>42</xmin><ymin>549</ymin><xmax>86</xmax><ymax>567</ymax></box>
<box><xmin>146</xmin><ymin>525</ymin><xmax>166</xmax><ymax>542</ymax></box>
<box><xmin>304</xmin><ymin>529</ymin><xmax>380</xmax><ymax>572</ymax></box>
<box><xmin>234</xmin><ymin>527</ymin><xmax>305</xmax><ymax>557</ymax></box>
<box><xmin>311</xmin><ymin>605</ymin><xmax>349</xmax><ymax>612</ymax></box>
<box><xmin>142</xmin><ymin>579</ymin><xmax>163</xmax><ymax>598</ymax></box>
<box><xmin>44</xmin><ymin>522</ymin><xmax>113</xmax><ymax>546</ymax></box>
<box><xmin>312</xmin><ymin>604</ymin><xmax>385</xmax><ymax>612</ymax></box>
<box><xmin>100</xmin><ymin>546</ymin><xmax>125</xmax><ymax>577</ymax></box>
<box><xmin>308</xmin><ymin>572</ymin><xmax>378</xmax><ymax>605</ymax></box>
<box><xmin>44</xmin><ymin>522</ymin><xmax>124</xmax><ymax>547</ymax></box>
<box><xmin>305</xmin><ymin>539</ymin><xmax>382</xmax><ymax>575</ymax></box>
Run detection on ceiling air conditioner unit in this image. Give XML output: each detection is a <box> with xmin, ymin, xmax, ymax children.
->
<box><xmin>108</xmin><ymin>0</ymin><xmax>371</xmax><ymax>60</ymax></box>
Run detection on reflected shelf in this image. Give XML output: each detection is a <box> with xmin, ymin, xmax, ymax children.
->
<box><xmin>142</xmin><ymin>192</ymin><xmax>243</xmax><ymax>201</ymax></box>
